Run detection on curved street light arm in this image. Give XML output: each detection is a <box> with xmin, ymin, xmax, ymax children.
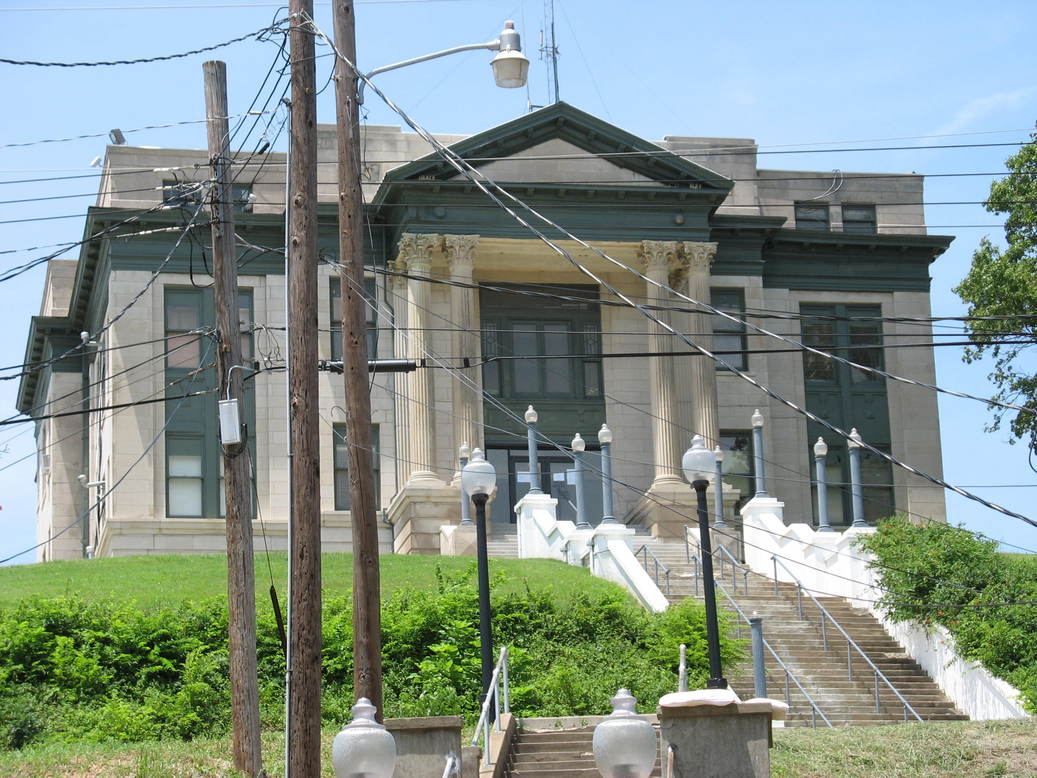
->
<box><xmin>358</xmin><ymin>39</ymin><xmax>501</xmax><ymax>104</ymax></box>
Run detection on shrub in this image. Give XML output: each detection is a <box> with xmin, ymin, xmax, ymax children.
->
<box><xmin>857</xmin><ymin>516</ymin><xmax>1037</xmax><ymax>711</ymax></box>
<box><xmin>0</xmin><ymin>564</ymin><xmax>745</xmax><ymax>749</ymax></box>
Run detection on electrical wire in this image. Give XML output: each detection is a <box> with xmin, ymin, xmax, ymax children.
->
<box><xmin>0</xmin><ymin>22</ymin><xmax>287</xmax><ymax>67</ymax></box>
<box><xmin>0</xmin><ymin>113</ymin><xmax>273</xmax><ymax>150</ymax></box>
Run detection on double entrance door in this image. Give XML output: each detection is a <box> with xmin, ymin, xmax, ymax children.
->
<box><xmin>485</xmin><ymin>447</ymin><xmax>605</xmax><ymax>528</ymax></box>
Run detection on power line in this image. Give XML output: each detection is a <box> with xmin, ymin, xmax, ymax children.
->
<box><xmin>0</xmin><ymin>112</ymin><xmax>273</xmax><ymax>150</ymax></box>
<box><xmin>0</xmin><ymin>22</ymin><xmax>285</xmax><ymax>67</ymax></box>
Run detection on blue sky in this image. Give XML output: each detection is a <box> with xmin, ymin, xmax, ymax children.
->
<box><xmin>0</xmin><ymin>0</ymin><xmax>1035</xmax><ymax>564</ymax></box>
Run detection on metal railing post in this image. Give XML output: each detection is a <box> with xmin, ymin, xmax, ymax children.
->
<box><xmin>874</xmin><ymin>672</ymin><xmax>881</xmax><ymax>714</ymax></box>
<box><xmin>750</xmin><ymin>615</ymin><xmax>767</xmax><ymax>698</ymax></box>
<box><xmin>502</xmin><ymin>649</ymin><xmax>511</xmax><ymax>713</ymax></box>
<box><xmin>678</xmin><ymin>644</ymin><xmax>688</xmax><ymax>693</ymax></box>
<box><xmin>847</xmin><ymin>641</ymin><xmax>853</xmax><ymax>681</ymax></box>
<box><xmin>820</xmin><ymin>610</ymin><xmax>828</xmax><ymax>650</ymax></box>
<box><xmin>796</xmin><ymin>584</ymin><xmax>804</xmax><ymax>619</ymax></box>
<box><xmin>772</xmin><ymin>556</ymin><xmax>778</xmax><ymax>596</ymax></box>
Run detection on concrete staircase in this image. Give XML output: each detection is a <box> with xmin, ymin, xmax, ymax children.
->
<box><xmin>633</xmin><ymin>535</ymin><xmax>967</xmax><ymax>727</ymax></box>
<box><xmin>487</xmin><ymin>528</ymin><xmax>518</xmax><ymax>559</ymax></box>
<box><xmin>505</xmin><ymin>722</ymin><xmax>660</xmax><ymax>778</ymax></box>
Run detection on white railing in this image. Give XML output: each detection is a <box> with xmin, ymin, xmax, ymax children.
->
<box><xmin>471</xmin><ymin>646</ymin><xmax>511</xmax><ymax>767</ymax></box>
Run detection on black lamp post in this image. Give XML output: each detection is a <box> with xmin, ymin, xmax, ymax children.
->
<box><xmin>682</xmin><ymin>435</ymin><xmax>727</xmax><ymax>689</ymax></box>
<box><xmin>461</xmin><ymin>448</ymin><xmax>497</xmax><ymax>710</ymax></box>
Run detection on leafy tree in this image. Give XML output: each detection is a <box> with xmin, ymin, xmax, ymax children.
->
<box><xmin>953</xmin><ymin>129</ymin><xmax>1037</xmax><ymax>456</ymax></box>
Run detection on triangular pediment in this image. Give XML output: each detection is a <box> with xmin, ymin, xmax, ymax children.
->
<box><xmin>374</xmin><ymin>102</ymin><xmax>733</xmax><ymax>198</ymax></box>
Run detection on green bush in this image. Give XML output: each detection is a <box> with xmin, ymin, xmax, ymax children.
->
<box><xmin>0</xmin><ymin>563</ymin><xmax>744</xmax><ymax>750</ymax></box>
<box><xmin>857</xmin><ymin>516</ymin><xmax>1037</xmax><ymax>711</ymax></box>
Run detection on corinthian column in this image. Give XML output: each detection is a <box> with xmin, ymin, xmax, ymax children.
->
<box><xmin>682</xmin><ymin>241</ymin><xmax>719</xmax><ymax>447</ymax></box>
<box><xmin>399</xmin><ymin>232</ymin><xmax>443</xmax><ymax>485</ymax></box>
<box><xmin>443</xmin><ymin>235</ymin><xmax>482</xmax><ymax>472</ymax></box>
<box><xmin>640</xmin><ymin>240</ymin><xmax>684</xmax><ymax>487</ymax></box>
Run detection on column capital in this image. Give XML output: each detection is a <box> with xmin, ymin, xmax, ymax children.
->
<box><xmin>682</xmin><ymin>241</ymin><xmax>718</xmax><ymax>271</ymax></box>
<box><xmin>397</xmin><ymin>232</ymin><xmax>441</xmax><ymax>274</ymax></box>
<box><xmin>443</xmin><ymin>234</ymin><xmax>479</xmax><ymax>279</ymax></box>
<box><xmin>638</xmin><ymin>240</ymin><xmax>681</xmax><ymax>275</ymax></box>
<box><xmin>387</xmin><ymin>259</ymin><xmax>408</xmax><ymax>290</ymax></box>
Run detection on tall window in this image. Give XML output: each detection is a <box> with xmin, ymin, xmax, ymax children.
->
<box><xmin>333</xmin><ymin>423</ymin><xmax>380</xmax><ymax>510</ymax></box>
<box><xmin>164</xmin><ymin>287</ymin><xmax>254</xmax><ymax>518</ymax></box>
<box><xmin>795</xmin><ymin>202</ymin><xmax>830</xmax><ymax>231</ymax></box>
<box><xmin>330</xmin><ymin>277</ymin><xmax>378</xmax><ymax>360</ymax></box>
<box><xmin>711</xmin><ymin>289</ymin><xmax>747</xmax><ymax>370</ymax></box>
<box><xmin>801</xmin><ymin>303</ymin><xmax>893</xmax><ymax>525</ymax></box>
<box><xmin>842</xmin><ymin>204</ymin><xmax>876</xmax><ymax>234</ymax></box>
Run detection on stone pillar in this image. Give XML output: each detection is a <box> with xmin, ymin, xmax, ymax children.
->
<box><xmin>387</xmin><ymin>233</ymin><xmax>459</xmax><ymax>554</ymax></box>
<box><xmin>443</xmin><ymin>234</ymin><xmax>482</xmax><ymax>475</ymax></box>
<box><xmin>400</xmin><ymin>232</ymin><xmax>443</xmax><ymax>486</ymax></box>
<box><xmin>683</xmin><ymin>241</ymin><xmax>719</xmax><ymax>447</ymax></box>
<box><xmin>639</xmin><ymin>240</ymin><xmax>684</xmax><ymax>488</ymax></box>
<box><xmin>389</xmin><ymin>259</ymin><xmax>411</xmax><ymax>484</ymax></box>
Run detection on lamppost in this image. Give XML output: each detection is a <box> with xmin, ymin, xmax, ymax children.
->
<box><xmin>523</xmin><ymin>405</ymin><xmax>542</xmax><ymax>495</ymax></box>
<box><xmin>681</xmin><ymin>435</ymin><xmax>727</xmax><ymax>689</ymax></box>
<box><xmin>751</xmin><ymin>408</ymin><xmax>767</xmax><ymax>497</ymax></box>
<box><xmin>331</xmin><ymin>698</ymin><xmax>397</xmax><ymax>778</ymax></box>
<box><xmin>597</xmin><ymin>424</ymin><xmax>616</xmax><ymax>524</ymax></box>
<box><xmin>571</xmin><ymin>433</ymin><xmax>590</xmax><ymax>530</ymax></box>
<box><xmin>813</xmin><ymin>437</ymin><xmax>833</xmax><ymax>532</ymax></box>
<box><xmin>462</xmin><ymin>448</ymin><xmax>497</xmax><ymax>708</ymax></box>
<box><xmin>847</xmin><ymin>428</ymin><xmax>867</xmax><ymax>528</ymax></box>
<box><xmin>591</xmin><ymin>689</ymin><xmax>657</xmax><ymax>778</ymax></box>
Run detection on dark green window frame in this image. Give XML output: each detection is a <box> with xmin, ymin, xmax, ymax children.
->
<box><xmin>163</xmin><ymin>286</ymin><xmax>255</xmax><ymax>519</ymax></box>
<box><xmin>330</xmin><ymin>276</ymin><xmax>377</xmax><ymax>361</ymax></box>
<box><xmin>711</xmin><ymin>288</ymin><xmax>747</xmax><ymax>371</ymax></box>
<box><xmin>801</xmin><ymin>303</ymin><xmax>893</xmax><ymax>526</ymax></box>
<box><xmin>795</xmin><ymin>202</ymin><xmax>830</xmax><ymax>231</ymax></box>
<box><xmin>333</xmin><ymin>423</ymin><xmax>380</xmax><ymax>511</ymax></box>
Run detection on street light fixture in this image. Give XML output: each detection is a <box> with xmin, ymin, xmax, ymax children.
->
<box><xmin>358</xmin><ymin>20</ymin><xmax>529</xmax><ymax>104</ymax></box>
<box><xmin>331</xmin><ymin>697</ymin><xmax>397</xmax><ymax>778</ymax></box>
<box><xmin>462</xmin><ymin>448</ymin><xmax>497</xmax><ymax>712</ymax></box>
<box><xmin>681</xmin><ymin>435</ymin><xmax>728</xmax><ymax>689</ymax></box>
<box><xmin>592</xmin><ymin>689</ymin><xmax>657</xmax><ymax>778</ymax></box>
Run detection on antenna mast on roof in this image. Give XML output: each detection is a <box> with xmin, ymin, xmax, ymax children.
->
<box><xmin>540</xmin><ymin>0</ymin><xmax>560</xmax><ymax>104</ymax></box>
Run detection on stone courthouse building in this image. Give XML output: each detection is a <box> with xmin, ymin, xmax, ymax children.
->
<box><xmin>20</xmin><ymin>102</ymin><xmax>951</xmax><ymax>560</ymax></box>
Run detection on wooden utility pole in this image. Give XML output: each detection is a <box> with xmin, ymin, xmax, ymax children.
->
<box><xmin>286</xmin><ymin>2</ymin><xmax>322</xmax><ymax>775</ymax></box>
<box><xmin>203</xmin><ymin>60</ymin><xmax>262</xmax><ymax>777</ymax></box>
<box><xmin>332</xmin><ymin>0</ymin><xmax>383</xmax><ymax>716</ymax></box>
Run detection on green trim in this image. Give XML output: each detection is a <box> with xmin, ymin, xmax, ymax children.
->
<box><xmin>762</xmin><ymin>229</ymin><xmax>953</xmax><ymax>292</ymax></box>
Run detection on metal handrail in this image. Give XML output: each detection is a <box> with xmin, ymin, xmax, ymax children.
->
<box><xmin>706</xmin><ymin>558</ymin><xmax>833</xmax><ymax>728</ymax></box>
<box><xmin>635</xmin><ymin>543</ymin><xmax>671</xmax><ymax>595</ymax></box>
<box><xmin>684</xmin><ymin>525</ymin><xmax>751</xmax><ymax>595</ymax></box>
<box><xmin>470</xmin><ymin>646</ymin><xmax>512</xmax><ymax>765</ymax></box>
<box><xmin>441</xmin><ymin>752</ymin><xmax>459</xmax><ymax>778</ymax></box>
<box><xmin>770</xmin><ymin>555</ymin><xmax>923</xmax><ymax>723</ymax></box>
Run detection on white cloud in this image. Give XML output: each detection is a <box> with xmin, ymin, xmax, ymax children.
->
<box><xmin>928</xmin><ymin>87</ymin><xmax>1037</xmax><ymax>138</ymax></box>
